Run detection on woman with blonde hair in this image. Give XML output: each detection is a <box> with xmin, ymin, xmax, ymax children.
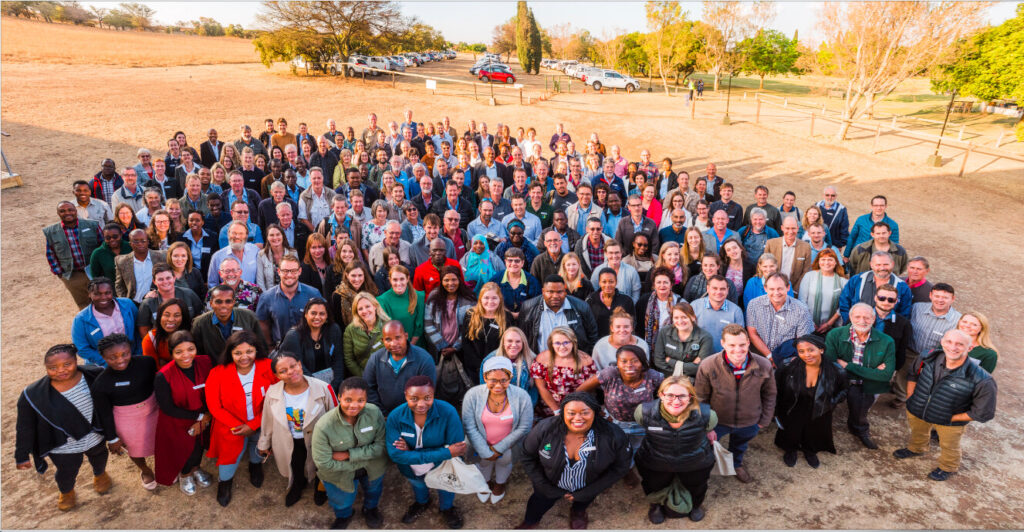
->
<box><xmin>681</xmin><ymin>227</ymin><xmax>706</xmax><ymax>279</ymax></box>
<box><xmin>164</xmin><ymin>199</ymin><xmax>187</xmax><ymax>234</ymax></box>
<box><xmin>376</xmin><ymin>265</ymin><xmax>424</xmax><ymax>346</ymax></box>
<box><xmin>591</xmin><ymin>307</ymin><xmax>649</xmax><ymax>371</ymax></box>
<box><xmin>801</xmin><ymin>205</ymin><xmax>828</xmax><ymax>243</ymax></box>
<box><xmin>957</xmin><ymin>311</ymin><xmax>998</xmax><ymax>373</ymax></box>
<box><xmin>478</xmin><ymin>327</ymin><xmax>538</xmax><ymax>405</ymax></box>
<box><xmin>558</xmin><ymin>252</ymin><xmax>594</xmax><ymax>300</ymax></box>
<box><xmin>743</xmin><ymin>252</ymin><xmax>792</xmax><ymax>307</ymax></box>
<box><xmin>332</xmin><ymin>261</ymin><xmax>378</xmax><ymax>330</ymax></box>
<box><xmin>210</xmin><ymin>163</ymin><xmax>229</xmax><ymax>191</ymax></box>
<box><xmin>798</xmin><ymin>248</ymin><xmax>848</xmax><ymax>333</ymax></box>
<box><xmin>529</xmin><ymin>326</ymin><xmax>596</xmax><ymax>417</ymax></box>
<box><xmin>342</xmin><ymin>292</ymin><xmax>389</xmax><ymax>376</ymax></box>
<box><xmin>166</xmin><ymin>241</ymin><xmax>206</xmax><ymax>299</ymax></box>
<box><xmin>634</xmin><ymin>376</ymin><xmax>718</xmax><ymax>524</ymax></box>
<box><xmin>654</xmin><ymin>242</ymin><xmax>687</xmax><ymax>297</ymax></box>
<box><xmin>462</xmin><ymin>282</ymin><xmax>513</xmax><ymax>379</ymax></box>
<box><xmin>219</xmin><ymin>144</ymin><xmax>241</xmax><ymax>171</ymax></box>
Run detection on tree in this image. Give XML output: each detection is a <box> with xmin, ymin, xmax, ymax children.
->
<box><xmin>118</xmin><ymin>2</ymin><xmax>155</xmax><ymax>30</ymax></box>
<box><xmin>617</xmin><ymin>32</ymin><xmax>650</xmax><ymax>76</ymax></box>
<box><xmin>931</xmin><ymin>4</ymin><xmax>1024</xmax><ymax>110</ymax></box>
<box><xmin>646</xmin><ymin>1</ymin><xmax>701</xmax><ymax>94</ymax></box>
<box><xmin>491</xmin><ymin>17</ymin><xmax>516</xmax><ymax>61</ymax></box>
<box><xmin>88</xmin><ymin>5</ymin><xmax>108</xmax><ymax>28</ymax></box>
<box><xmin>192</xmin><ymin>17</ymin><xmax>225</xmax><ymax>36</ymax></box>
<box><xmin>526</xmin><ymin>9</ymin><xmax>542</xmax><ymax>72</ymax></box>
<box><xmin>516</xmin><ymin>1</ymin><xmax>530</xmax><ymax>70</ymax></box>
<box><xmin>818</xmin><ymin>1</ymin><xmax>989</xmax><ymax>140</ymax></box>
<box><xmin>54</xmin><ymin>1</ymin><xmax>90</xmax><ymax>25</ymax></box>
<box><xmin>593</xmin><ymin>28</ymin><xmax>627</xmax><ymax>68</ymax></box>
<box><xmin>396</xmin><ymin>22</ymin><xmax>446</xmax><ymax>53</ymax></box>
<box><xmin>256</xmin><ymin>1</ymin><xmax>410</xmax><ymax>77</ymax></box>
<box><xmin>1</xmin><ymin>2</ymin><xmax>36</xmax><ymax>18</ymax></box>
<box><xmin>103</xmin><ymin>9</ymin><xmax>133</xmax><ymax>30</ymax></box>
<box><xmin>739</xmin><ymin>29</ymin><xmax>800</xmax><ymax>89</ymax></box>
<box><xmin>700</xmin><ymin>1</ymin><xmax>746</xmax><ymax>90</ymax></box>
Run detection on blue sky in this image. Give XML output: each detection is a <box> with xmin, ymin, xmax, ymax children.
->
<box><xmin>82</xmin><ymin>1</ymin><xmax>1021</xmax><ymax>46</ymax></box>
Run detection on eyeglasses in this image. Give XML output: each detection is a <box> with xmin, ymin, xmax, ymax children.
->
<box><xmin>485</xmin><ymin>378</ymin><xmax>511</xmax><ymax>385</ymax></box>
<box><xmin>279</xmin><ymin>268</ymin><xmax>301</xmax><ymax>275</ymax></box>
<box><xmin>552</xmin><ymin>341</ymin><xmax>572</xmax><ymax>348</ymax></box>
<box><xmin>662</xmin><ymin>393</ymin><xmax>689</xmax><ymax>402</ymax></box>
<box><xmin>233</xmin><ymin>209</ymin><xmax>249</xmax><ymax>214</ymax></box>
<box><xmin>875</xmin><ymin>295</ymin><xmax>898</xmax><ymax>303</ymax></box>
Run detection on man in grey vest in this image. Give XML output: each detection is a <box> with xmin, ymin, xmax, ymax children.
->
<box><xmin>44</xmin><ymin>201</ymin><xmax>102</xmax><ymax>309</ymax></box>
<box><xmin>893</xmin><ymin>329</ymin><xmax>996</xmax><ymax>481</ymax></box>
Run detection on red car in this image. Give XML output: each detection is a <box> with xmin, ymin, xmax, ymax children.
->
<box><xmin>478</xmin><ymin>64</ymin><xmax>516</xmax><ymax>84</ymax></box>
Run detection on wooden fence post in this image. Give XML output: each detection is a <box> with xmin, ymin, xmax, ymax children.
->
<box><xmin>391</xmin><ymin>72</ymin><xmax>395</xmax><ymax>88</ymax></box>
<box><xmin>361</xmin><ymin>69</ymin><xmax>365</xmax><ymax>84</ymax></box>
<box><xmin>891</xmin><ymin>115</ymin><xmax>897</xmax><ymax>128</ymax></box>
<box><xmin>809</xmin><ymin>113</ymin><xmax>815</xmax><ymax>137</ymax></box>
<box><xmin>690</xmin><ymin>97</ymin><xmax>695</xmax><ymax>120</ymax></box>
<box><xmin>473</xmin><ymin>83</ymin><xmax>478</xmax><ymax>101</ymax></box>
<box><xmin>821</xmin><ymin>103</ymin><xmax>826</xmax><ymax>115</ymax></box>
<box><xmin>959</xmin><ymin>143</ymin><xmax>973</xmax><ymax>177</ymax></box>
<box><xmin>755</xmin><ymin>97</ymin><xmax>761</xmax><ymax>124</ymax></box>
<box><xmin>520</xmin><ymin>88</ymin><xmax>523</xmax><ymax>105</ymax></box>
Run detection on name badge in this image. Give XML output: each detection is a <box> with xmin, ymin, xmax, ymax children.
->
<box><xmin>232</xmin><ymin>326</ymin><xmax>243</xmax><ymax>331</ymax></box>
<box><xmin>91</xmin><ymin>327</ymin><xmax>102</xmax><ymax>336</ymax></box>
<box><xmin>489</xmin><ymin>323</ymin><xmax>500</xmax><ymax>330</ymax></box>
<box><xmin>648</xmin><ymin>426</ymin><xmax>664</xmax><ymax>432</ymax></box>
<box><xmin>580</xmin><ymin>446</ymin><xmax>596</xmax><ymax>453</ymax></box>
<box><xmin>400</xmin><ymin>432</ymin><xmax>415</xmax><ymax>438</ymax></box>
<box><xmin>797</xmin><ymin>257</ymin><xmax>805</xmax><ymax>261</ymax></box>
<box><xmin>360</xmin><ymin>426</ymin><xmax>374</xmax><ymax>433</ymax></box>
<box><xmin>372</xmin><ymin>341</ymin><xmax>382</xmax><ymax>349</ymax></box>
<box><xmin>633</xmin><ymin>386</ymin><xmax>646</xmax><ymax>394</ymax></box>
<box><xmin>115</xmin><ymin>381</ymin><xmax>130</xmax><ymax>387</ymax></box>
<box><xmin>193</xmin><ymin>383</ymin><xmax>206</xmax><ymax>390</ymax></box>
<box><xmin>932</xmin><ymin>330</ymin><xmax>942</xmax><ymax>335</ymax></box>
<box><xmin>500</xmin><ymin>415</ymin><xmax>514</xmax><ymax>420</ymax></box>
<box><xmin>567</xmin><ymin>320</ymin><xmax>578</xmax><ymax>325</ymax></box>
<box><xmin>201</xmin><ymin>247</ymin><xmax>211</xmax><ymax>253</ymax></box>
<box><xmin>776</xmin><ymin>315</ymin><xmax>785</xmax><ymax>321</ymax></box>
<box><xmin>82</xmin><ymin>228</ymin><xmax>91</xmax><ymax>233</ymax></box>
<box><xmin>666</xmin><ymin>344</ymin><xmax>677</xmax><ymax>350</ymax></box>
<box><xmin>720</xmin><ymin>319</ymin><xmax>730</xmax><ymax>324</ymax></box>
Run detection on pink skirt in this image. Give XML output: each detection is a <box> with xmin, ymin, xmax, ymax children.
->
<box><xmin>113</xmin><ymin>393</ymin><xmax>159</xmax><ymax>458</ymax></box>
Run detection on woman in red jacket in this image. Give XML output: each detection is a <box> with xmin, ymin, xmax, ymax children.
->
<box><xmin>205</xmin><ymin>330</ymin><xmax>278</xmax><ymax>507</ymax></box>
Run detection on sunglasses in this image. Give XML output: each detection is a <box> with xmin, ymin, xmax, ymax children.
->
<box><xmin>875</xmin><ymin>295</ymin><xmax>898</xmax><ymax>303</ymax></box>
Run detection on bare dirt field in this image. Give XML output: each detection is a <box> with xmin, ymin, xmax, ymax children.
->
<box><xmin>2</xmin><ymin>28</ymin><xmax>1024</xmax><ymax>531</ymax></box>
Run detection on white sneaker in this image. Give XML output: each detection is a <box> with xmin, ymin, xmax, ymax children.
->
<box><xmin>476</xmin><ymin>491</ymin><xmax>492</xmax><ymax>503</ymax></box>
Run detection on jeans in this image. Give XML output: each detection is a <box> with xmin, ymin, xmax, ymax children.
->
<box><xmin>323</xmin><ymin>476</ymin><xmax>384</xmax><ymax>518</ymax></box>
<box><xmin>611</xmin><ymin>419</ymin><xmax>646</xmax><ymax>467</ymax></box>
<box><xmin>523</xmin><ymin>492</ymin><xmax>593</xmax><ymax>525</ymax></box>
<box><xmin>846</xmin><ymin>384</ymin><xmax>877</xmax><ymax>436</ymax></box>
<box><xmin>218</xmin><ymin>431</ymin><xmax>261</xmax><ymax>481</ymax></box>
<box><xmin>713</xmin><ymin>424</ymin><xmax>760</xmax><ymax>467</ymax></box>
<box><xmin>50</xmin><ymin>441</ymin><xmax>109</xmax><ymax>493</ymax></box>
<box><xmin>404</xmin><ymin>472</ymin><xmax>455</xmax><ymax>510</ymax></box>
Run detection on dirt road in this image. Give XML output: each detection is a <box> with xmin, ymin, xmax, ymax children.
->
<box><xmin>2</xmin><ymin>58</ymin><xmax>1022</xmax><ymax>529</ymax></box>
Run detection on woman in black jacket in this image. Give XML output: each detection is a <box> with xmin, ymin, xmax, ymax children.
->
<box><xmin>278</xmin><ymin>298</ymin><xmax>344</xmax><ymax>391</ymax></box>
<box><xmin>774</xmin><ymin>335</ymin><xmax>848</xmax><ymax>468</ymax></box>
<box><xmin>634</xmin><ymin>376</ymin><xmax>717</xmax><ymax>524</ymax></box>
<box><xmin>15</xmin><ymin>344</ymin><xmax>112</xmax><ymax>511</ymax></box>
<box><xmin>518</xmin><ymin>392</ymin><xmax>631</xmax><ymax>529</ymax></box>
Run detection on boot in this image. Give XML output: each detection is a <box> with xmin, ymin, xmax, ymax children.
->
<box><xmin>57</xmin><ymin>490</ymin><xmax>77</xmax><ymax>511</ymax></box>
<box><xmin>248</xmin><ymin>462</ymin><xmax>264</xmax><ymax>487</ymax></box>
<box><xmin>93</xmin><ymin>472</ymin><xmax>112</xmax><ymax>494</ymax></box>
<box><xmin>217</xmin><ymin>479</ymin><xmax>234</xmax><ymax>507</ymax></box>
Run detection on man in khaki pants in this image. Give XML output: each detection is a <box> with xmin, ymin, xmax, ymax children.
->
<box><xmin>44</xmin><ymin>201</ymin><xmax>102</xmax><ymax>309</ymax></box>
<box><xmin>893</xmin><ymin>330</ymin><xmax>996</xmax><ymax>481</ymax></box>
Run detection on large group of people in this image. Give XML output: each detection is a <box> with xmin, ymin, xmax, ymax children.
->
<box><xmin>21</xmin><ymin>112</ymin><xmax>999</xmax><ymax>528</ymax></box>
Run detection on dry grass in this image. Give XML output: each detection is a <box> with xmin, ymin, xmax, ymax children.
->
<box><xmin>0</xmin><ymin>17</ymin><xmax>258</xmax><ymax>67</ymax></box>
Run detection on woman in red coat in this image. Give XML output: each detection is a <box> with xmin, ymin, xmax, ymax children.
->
<box><xmin>205</xmin><ymin>330</ymin><xmax>278</xmax><ymax>507</ymax></box>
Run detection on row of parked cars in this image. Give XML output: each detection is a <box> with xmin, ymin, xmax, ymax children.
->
<box><xmin>469</xmin><ymin>53</ymin><xmax>517</xmax><ymax>84</ymax></box>
<box><xmin>541</xmin><ymin>58</ymin><xmax>641</xmax><ymax>92</ymax></box>
<box><xmin>292</xmin><ymin>50</ymin><xmax>456</xmax><ymax>76</ymax></box>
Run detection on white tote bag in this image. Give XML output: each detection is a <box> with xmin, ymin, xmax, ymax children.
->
<box><xmin>424</xmin><ymin>457</ymin><xmax>490</xmax><ymax>494</ymax></box>
<box><xmin>710</xmin><ymin>440</ymin><xmax>736</xmax><ymax>476</ymax></box>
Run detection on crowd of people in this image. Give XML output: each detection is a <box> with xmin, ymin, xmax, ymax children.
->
<box><xmin>21</xmin><ymin>111</ymin><xmax>999</xmax><ymax>529</ymax></box>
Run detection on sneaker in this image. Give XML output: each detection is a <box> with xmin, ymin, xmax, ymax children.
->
<box><xmin>179</xmin><ymin>474</ymin><xmax>197</xmax><ymax>496</ymax></box>
<box><xmin>401</xmin><ymin>501</ymin><xmax>430</xmax><ymax>524</ymax></box>
<box><xmin>783</xmin><ymin>451</ymin><xmax>798</xmax><ymax>467</ymax></box>
<box><xmin>57</xmin><ymin>490</ymin><xmax>76</xmax><ymax>511</ymax></box>
<box><xmin>648</xmin><ymin>503</ymin><xmax>665</xmax><ymax>524</ymax></box>
<box><xmin>192</xmin><ymin>469</ymin><xmax>213</xmax><ymax>488</ymax></box>
<box><xmin>893</xmin><ymin>448</ymin><xmax>923</xmax><ymax>459</ymax></box>
<box><xmin>441</xmin><ymin>506</ymin><xmax>464</xmax><ymax>529</ymax></box>
<box><xmin>688</xmin><ymin>506</ymin><xmax>706</xmax><ymax>522</ymax></box>
<box><xmin>734</xmin><ymin>465</ymin><xmax>753</xmax><ymax>483</ymax></box>
<box><xmin>330</xmin><ymin>516</ymin><xmax>352</xmax><ymax>530</ymax></box>
<box><xmin>248</xmin><ymin>462</ymin><xmax>264</xmax><ymax>488</ymax></box>
<box><xmin>362</xmin><ymin>507</ymin><xmax>383</xmax><ymax>529</ymax></box>
<box><xmin>804</xmin><ymin>452</ymin><xmax>820</xmax><ymax>469</ymax></box>
<box><xmin>93</xmin><ymin>472</ymin><xmax>112</xmax><ymax>494</ymax></box>
<box><xmin>928</xmin><ymin>468</ymin><xmax>955</xmax><ymax>481</ymax></box>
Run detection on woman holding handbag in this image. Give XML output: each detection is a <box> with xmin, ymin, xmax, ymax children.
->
<box><xmin>462</xmin><ymin>357</ymin><xmax>534</xmax><ymax>505</ymax></box>
<box><xmin>634</xmin><ymin>376</ymin><xmax>718</xmax><ymax>524</ymax></box>
<box><xmin>385</xmin><ymin>376</ymin><xmax>468</xmax><ymax>530</ymax></box>
<box><xmin>257</xmin><ymin>352</ymin><xmax>338</xmax><ymax>507</ymax></box>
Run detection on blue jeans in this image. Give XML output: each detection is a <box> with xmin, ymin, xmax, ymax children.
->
<box><xmin>405</xmin><ymin>472</ymin><xmax>455</xmax><ymax>510</ymax></box>
<box><xmin>714</xmin><ymin>424</ymin><xmax>760</xmax><ymax>467</ymax></box>
<box><xmin>323</xmin><ymin>476</ymin><xmax>384</xmax><ymax>518</ymax></box>
<box><xmin>611</xmin><ymin>419</ymin><xmax>646</xmax><ymax>466</ymax></box>
<box><xmin>218</xmin><ymin>431</ymin><xmax>261</xmax><ymax>481</ymax></box>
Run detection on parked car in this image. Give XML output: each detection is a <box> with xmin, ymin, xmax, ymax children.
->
<box><xmin>470</xmin><ymin>58</ymin><xmax>505</xmax><ymax>76</ymax></box>
<box><xmin>560</xmin><ymin>60</ymin><xmax>579</xmax><ymax>73</ymax></box>
<box><xmin>344</xmin><ymin>56</ymin><xmax>372</xmax><ymax>77</ymax></box>
<box><xmin>386</xmin><ymin>57</ymin><xmax>406</xmax><ymax>72</ymax></box>
<box><xmin>588</xmin><ymin>70</ymin><xmax>640</xmax><ymax>92</ymax></box>
<box><xmin>478</xmin><ymin>64</ymin><xmax>516</xmax><ymax>84</ymax></box>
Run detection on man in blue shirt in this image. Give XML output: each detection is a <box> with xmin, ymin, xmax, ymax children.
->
<box><xmin>254</xmin><ymin>255</ymin><xmax>320</xmax><ymax>347</ymax></box>
<box><xmin>693</xmin><ymin>276</ymin><xmax>746</xmax><ymax>352</ymax></box>
<box><xmin>702</xmin><ymin>210</ymin><xmax>739</xmax><ymax>254</ymax></box>
<box><xmin>846</xmin><ymin>194</ymin><xmax>899</xmax><ymax>259</ymax></box>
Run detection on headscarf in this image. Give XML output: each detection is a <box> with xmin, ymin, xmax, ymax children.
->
<box><xmin>506</xmin><ymin>219</ymin><xmax>526</xmax><ymax>232</ymax></box>
<box><xmin>464</xmin><ymin>234</ymin><xmax>496</xmax><ymax>289</ymax></box>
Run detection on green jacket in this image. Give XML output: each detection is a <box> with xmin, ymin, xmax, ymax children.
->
<box><xmin>44</xmin><ymin>219</ymin><xmax>102</xmax><ymax>279</ymax></box>
<box><xmin>89</xmin><ymin>241</ymin><xmax>129</xmax><ymax>283</ymax></box>
<box><xmin>343</xmin><ymin>320</ymin><xmax>384</xmax><ymax>377</ymax></box>
<box><xmin>311</xmin><ymin>403</ymin><xmax>389</xmax><ymax>490</ymax></box>
<box><xmin>825</xmin><ymin>325</ymin><xmax>896</xmax><ymax>395</ymax></box>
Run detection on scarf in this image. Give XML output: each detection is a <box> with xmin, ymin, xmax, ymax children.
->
<box><xmin>464</xmin><ymin>235</ymin><xmax>495</xmax><ymax>288</ymax></box>
<box><xmin>811</xmin><ymin>271</ymin><xmax>842</xmax><ymax>326</ymax></box>
<box><xmin>644</xmin><ymin>293</ymin><xmax>674</xmax><ymax>346</ymax></box>
<box><xmin>659</xmin><ymin>401</ymin><xmax>686</xmax><ymax>423</ymax></box>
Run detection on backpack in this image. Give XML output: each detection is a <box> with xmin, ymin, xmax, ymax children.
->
<box><xmin>435</xmin><ymin>352</ymin><xmax>473</xmax><ymax>410</ymax></box>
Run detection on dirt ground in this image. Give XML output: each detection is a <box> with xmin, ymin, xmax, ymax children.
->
<box><xmin>2</xmin><ymin>52</ymin><xmax>1024</xmax><ymax>530</ymax></box>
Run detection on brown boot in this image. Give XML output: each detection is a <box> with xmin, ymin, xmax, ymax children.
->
<box><xmin>94</xmin><ymin>472</ymin><xmax>112</xmax><ymax>494</ymax></box>
<box><xmin>57</xmin><ymin>490</ymin><xmax>77</xmax><ymax>511</ymax></box>
<box><xmin>624</xmin><ymin>468</ymin><xmax>641</xmax><ymax>487</ymax></box>
<box><xmin>734</xmin><ymin>466</ymin><xmax>753</xmax><ymax>483</ymax></box>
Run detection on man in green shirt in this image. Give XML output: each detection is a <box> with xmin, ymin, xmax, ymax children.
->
<box><xmin>89</xmin><ymin>223</ymin><xmax>129</xmax><ymax>282</ymax></box>
<box><xmin>526</xmin><ymin>182</ymin><xmax>554</xmax><ymax>229</ymax></box>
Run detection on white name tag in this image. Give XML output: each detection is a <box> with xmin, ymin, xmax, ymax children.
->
<box><xmin>82</xmin><ymin>228</ymin><xmax>92</xmax><ymax>233</ymax></box>
<box><xmin>648</xmin><ymin>426</ymin><xmax>663</xmax><ymax>432</ymax></box>
<box><xmin>489</xmin><ymin>323</ymin><xmax>500</xmax><ymax>330</ymax></box>
<box><xmin>201</xmin><ymin>247</ymin><xmax>211</xmax><ymax>253</ymax></box>
<box><xmin>400</xmin><ymin>432</ymin><xmax>415</xmax><ymax>438</ymax></box>
<box><xmin>115</xmin><ymin>381</ymin><xmax>130</xmax><ymax>387</ymax></box>
<box><xmin>232</xmin><ymin>326</ymin><xmax>243</xmax><ymax>331</ymax></box>
<box><xmin>580</xmin><ymin>446</ymin><xmax>596</xmax><ymax>453</ymax></box>
<box><xmin>500</xmin><ymin>415</ymin><xmax>514</xmax><ymax>420</ymax></box>
<box><xmin>360</xmin><ymin>426</ymin><xmax>374</xmax><ymax>433</ymax></box>
<box><xmin>633</xmin><ymin>386</ymin><xmax>646</xmax><ymax>394</ymax></box>
<box><xmin>193</xmin><ymin>383</ymin><xmax>206</xmax><ymax>390</ymax></box>
<box><xmin>720</xmin><ymin>319</ymin><xmax>730</xmax><ymax>324</ymax></box>
<box><xmin>91</xmin><ymin>327</ymin><xmax>102</xmax><ymax>336</ymax></box>
<box><xmin>666</xmin><ymin>344</ymin><xmax>677</xmax><ymax>350</ymax></box>
<box><xmin>797</xmin><ymin>257</ymin><xmax>805</xmax><ymax>261</ymax></box>
<box><xmin>932</xmin><ymin>330</ymin><xmax>942</xmax><ymax>335</ymax></box>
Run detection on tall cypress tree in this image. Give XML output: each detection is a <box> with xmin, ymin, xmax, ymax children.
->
<box><xmin>515</xmin><ymin>1</ymin><xmax>530</xmax><ymax>73</ymax></box>
<box><xmin>527</xmin><ymin>8</ymin><xmax>542</xmax><ymax>73</ymax></box>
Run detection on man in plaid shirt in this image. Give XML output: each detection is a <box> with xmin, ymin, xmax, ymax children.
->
<box><xmin>44</xmin><ymin>201</ymin><xmax>102</xmax><ymax>309</ymax></box>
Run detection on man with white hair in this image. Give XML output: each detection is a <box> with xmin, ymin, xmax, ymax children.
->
<box><xmin>825</xmin><ymin>302</ymin><xmax>896</xmax><ymax>450</ymax></box>
<box><xmin>235</xmin><ymin>124</ymin><xmax>266</xmax><ymax>157</ymax></box>
<box><xmin>894</xmin><ymin>329</ymin><xmax>997</xmax><ymax>481</ymax></box>
<box><xmin>208</xmin><ymin>221</ymin><xmax>260</xmax><ymax>287</ymax></box>
<box><xmin>275</xmin><ymin>201</ymin><xmax>309</xmax><ymax>252</ymax></box>
<box><xmin>367</xmin><ymin>220</ymin><xmax>411</xmax><ymax>272</ymax></box>
<box><xmin>815</xmin><ymin>185</ymin><xmax>849</xmax><ymax>253</ymax></box>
